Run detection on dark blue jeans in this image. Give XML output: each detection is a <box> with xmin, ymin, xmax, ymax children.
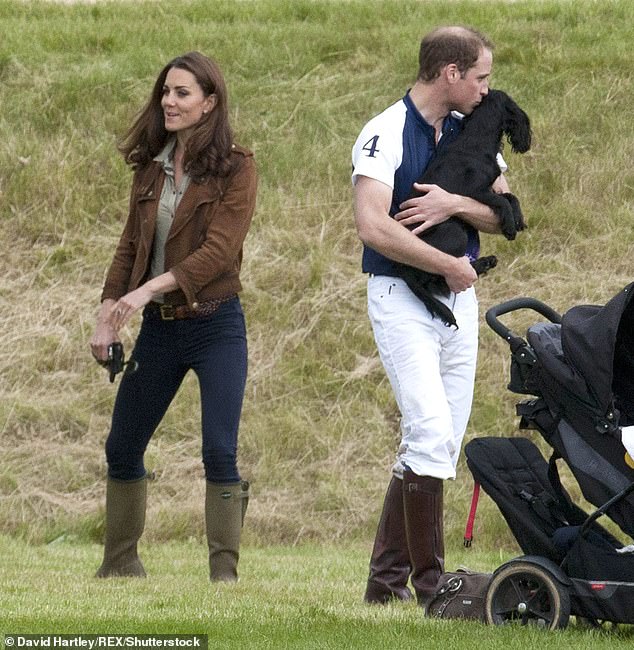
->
<box><xmin>105</xmin><ymin>297</ymin><xmax>247</xmax><ymax>483</ymax></box>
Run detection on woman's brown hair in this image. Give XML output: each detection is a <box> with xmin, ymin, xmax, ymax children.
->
<box><xmin>118</xmin><ymin>52</ymin><xmax>235</xmax><ymax>181</ymax></box>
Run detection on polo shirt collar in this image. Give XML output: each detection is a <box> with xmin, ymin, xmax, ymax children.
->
<box><xmin>403</xmin><ymin>90</ymin><xmax>462</xmax><ymax>139</ymax></box>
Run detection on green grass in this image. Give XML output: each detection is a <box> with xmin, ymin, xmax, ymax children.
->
<box><xmin>1</xmin><ymin>536</ymin><xmax>633</xmax><ymax>647</ymax></box>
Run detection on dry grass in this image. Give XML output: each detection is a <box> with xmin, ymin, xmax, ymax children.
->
<box><xmin>1</xmin><ymin>0</ymin><xmax>634</xmax><ymax>550</ymax></box>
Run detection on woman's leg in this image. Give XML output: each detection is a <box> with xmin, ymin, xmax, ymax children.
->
<box><xmin>105</xmin><ymin>318</ymin><xmax>188</xmax><ymax>480</ymax></box>
<box><xmin>97</xmin><ymin>317</ymin><xmax>187</xmax><ymax>577</ymax></box>
<box><xmin>186</xmin><ymin>298</ymin><xmax>249</xmax><ymax>581</ymax></box>
<box><xmin>187</xmin><ymin>298</ymin><xmax>248</xmax><ymax>484</ymax></box>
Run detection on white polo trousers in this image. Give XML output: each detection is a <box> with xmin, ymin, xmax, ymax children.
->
<box><xmin>368</xmin><ymin>275</ymin><xmax>479</xmax><ymax>480</ymax></box>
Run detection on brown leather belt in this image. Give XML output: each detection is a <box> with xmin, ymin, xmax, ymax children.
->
<box><xmin>146</xmin><ymin>295</ymin><xmax>236</xmax><ymax>320</ymax></box>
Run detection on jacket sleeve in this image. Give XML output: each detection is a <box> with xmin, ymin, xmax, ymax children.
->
<box><xmin>170</xmin><ymin>153</ymin><xmax>257</xmax><ymax>305</ymax></box>
<box><xmin>100</xmin><ymin>170</ymin><xmax>144</xmax><ymax>302</ymax></box>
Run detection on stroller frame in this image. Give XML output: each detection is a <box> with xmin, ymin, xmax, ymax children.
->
<box><xmin>465</xmin><ymin>288</ymin><xmax>634</xmax><ymax>629</ymax></box>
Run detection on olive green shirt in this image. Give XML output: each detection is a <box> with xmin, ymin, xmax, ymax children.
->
<box><xmin>150</xmin><ymin>140</ymin><xmax>192</xmax><ymax>301</ymax></box>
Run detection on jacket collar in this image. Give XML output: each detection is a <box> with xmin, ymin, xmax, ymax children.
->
<box><xmin>132</xmin><ymin>156</ymin><xmax>224</xmax><ymax>243</ymax></box>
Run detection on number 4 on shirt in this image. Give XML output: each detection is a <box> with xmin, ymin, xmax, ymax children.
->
<box><xmin>362</xmin><ymin>135</ymin><xmax>380</xmax><ymax>158</ymax></box>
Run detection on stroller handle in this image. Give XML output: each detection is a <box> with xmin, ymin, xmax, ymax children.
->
<box><xmin>486</xmin><ymin>297</ymin><xmax>562</xmax><ymax>342</ymax></box>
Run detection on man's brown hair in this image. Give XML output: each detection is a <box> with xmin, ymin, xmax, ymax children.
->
<box><xmin>417</xmin><ymin>26</ymin><xmax>494</xmax><ymax>82</ymax></box>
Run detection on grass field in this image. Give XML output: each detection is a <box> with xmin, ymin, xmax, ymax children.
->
<box><xmin>1</xmin><ymin>0</ymin><xmax>634</xmax><ymax>642</ymax></box>
<box><xmin>2</xmin><ymin>535</ymin><xmax>634</xmax><ymax>647</ymax></box>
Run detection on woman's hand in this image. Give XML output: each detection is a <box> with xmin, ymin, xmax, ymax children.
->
<box><xmin>106</xmin><ymin>285</ymin><xmax>155</xmax><ymax>331</ymax></box>
<box><xmin>90</xmin><ymin>299</ymin><xmax>120</xmax><ymax>362</ymax></box>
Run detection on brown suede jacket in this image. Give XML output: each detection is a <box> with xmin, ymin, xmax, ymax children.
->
<box><xmin>101</xmin><ymin>144</ymin><xmax>257</xmax><ymax>308</ymax></box>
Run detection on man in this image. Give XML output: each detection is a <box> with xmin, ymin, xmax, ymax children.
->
<box><xmin>352</xmin><ymin>26</ymin><xmax>512</xmax><ymax>606</ymax></box>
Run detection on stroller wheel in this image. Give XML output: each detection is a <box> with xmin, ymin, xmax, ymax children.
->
<box><xmin>485</xmin><ymin>560</ymin><xmax>571</xmax><ymax>629</ymax></box>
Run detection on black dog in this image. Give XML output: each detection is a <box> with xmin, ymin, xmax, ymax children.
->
<box><xmin>396</xmin><ymin>88</ymin><xmax>532</xmax><ymax>327</ymax></box>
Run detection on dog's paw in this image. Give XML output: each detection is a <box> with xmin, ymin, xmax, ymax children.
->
<box><xmin>471</xmin><ymin>255</ymin><xmax>498</xmax><ymax>276</ymax></box>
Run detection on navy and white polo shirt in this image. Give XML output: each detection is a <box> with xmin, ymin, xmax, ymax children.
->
<box><xmin>351</xmin><ymin>91</ymin><xmax>479</xmax><ymax>276</ymax></box>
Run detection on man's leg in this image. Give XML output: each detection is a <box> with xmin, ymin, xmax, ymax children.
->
<box><xmin>366</xmin><ymin>276</ymin><xmax>447</xmax><ymax>603</ymax></box>
<box><xmin>402</xmin><ymin>470</ymin><xmax>444</xmax><ymax>605</ymax></box>
<box><xmin>367</xmin><ymin>278</ymin><xmax>478</xmax><ymax>604</ymax></box>
<box><xmin>439</xmin><ymin>288</ymin><xmax>479</xmax><ymax>473</ymax></box>
<box><xmin>364</xmin><ymin>475</ymin><xmax>413</xmax><ymax>603</ymax></box>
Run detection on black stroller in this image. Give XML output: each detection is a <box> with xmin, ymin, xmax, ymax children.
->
<box><xmin>463</xmin><ymin>282</ymin><xmax>634</xmax><ymax>629</ymax></box>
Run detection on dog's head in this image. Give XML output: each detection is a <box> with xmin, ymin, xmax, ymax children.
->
<box><xmin>489</xmin><ymin>89</ymin><xmax>532</xmax><ymax>154</ymax></box>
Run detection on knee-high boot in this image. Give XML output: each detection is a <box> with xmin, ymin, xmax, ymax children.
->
<box><xmin>95</xmin><ymin>476</ymin><xmax>147</xmax><ymax>578</ymax></box>
<box><xmin>364</xmin><ymin>476</ymin><xmax>413</xmax><ymax>603</ymax></box>
<box><xmin>205</xmin><ymin>480</ymin><xmax>249</xmax><ymax>582</ymax></box>
<box><xmin>402</xmin><ymin>470</ymin><xmax>444</xmax><ymax>606</ymax></box>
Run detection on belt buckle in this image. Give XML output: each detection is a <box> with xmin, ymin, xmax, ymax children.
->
<box><xmin>159</xmin><ymin>304</ymin><xmax>176</xmax><ymax>321</ymax></box>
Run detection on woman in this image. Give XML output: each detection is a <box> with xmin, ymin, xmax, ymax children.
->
<box><xmin>90</xmin><ymin>52</ymin><xmax>257</xmax><ymax>581</ymax></box>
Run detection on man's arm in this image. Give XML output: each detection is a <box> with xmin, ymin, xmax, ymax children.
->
<box><xmin>394</xmin><ymin>181</ymin><xmax>505</xmax><ymax>235</ymax></box>
<box><xmin>353</xmin><ymin>175</ymin><xmax>477</xmax><ymax>293</ymax></box>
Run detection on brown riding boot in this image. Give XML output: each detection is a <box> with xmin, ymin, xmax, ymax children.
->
<box><xmin>364</xmin><ymin>476</ymin><xmax>413</xmax><ymax>603</ymax></box>
<box><xmin>402</xmin><ymin>469</ymin><xmax>444</xmax><ymax>606</ymax></box>
<box><xmin>95</xmin><ymin>476</ymin><xmax>147</xmax><ymax>578</ymax></box>
<box><xmin>205</xmin><ymin>480</ymin><xmax>249</xmax><ymax>582</ymax></box>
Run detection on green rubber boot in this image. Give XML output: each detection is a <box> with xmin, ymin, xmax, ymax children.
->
<box><xmin>95</xmin><ymin>476</ymin><xmax>147</xmax><ymax>578</ymax></box>
<box><xmin>205</xmin><ymin>480</ymin><xmax>249</xmax><ymax>582</ymax></box>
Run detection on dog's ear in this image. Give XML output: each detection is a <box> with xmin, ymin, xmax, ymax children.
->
<box><xmin>502</xmin><ymin>94</ymin><xmax>532</xmax><ymax>154</ymax></box>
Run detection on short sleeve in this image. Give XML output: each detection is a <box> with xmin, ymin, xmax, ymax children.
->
<box><xmin>351</xmin><ymin>102</ymin><xmax>406</xmax><ymax>189</ymax></box>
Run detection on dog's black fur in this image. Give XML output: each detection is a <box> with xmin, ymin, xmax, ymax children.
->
<box><xmin>396</xmin><ymin>88</ymin><xmax>532</xmax><ymax>327</ymax></box>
